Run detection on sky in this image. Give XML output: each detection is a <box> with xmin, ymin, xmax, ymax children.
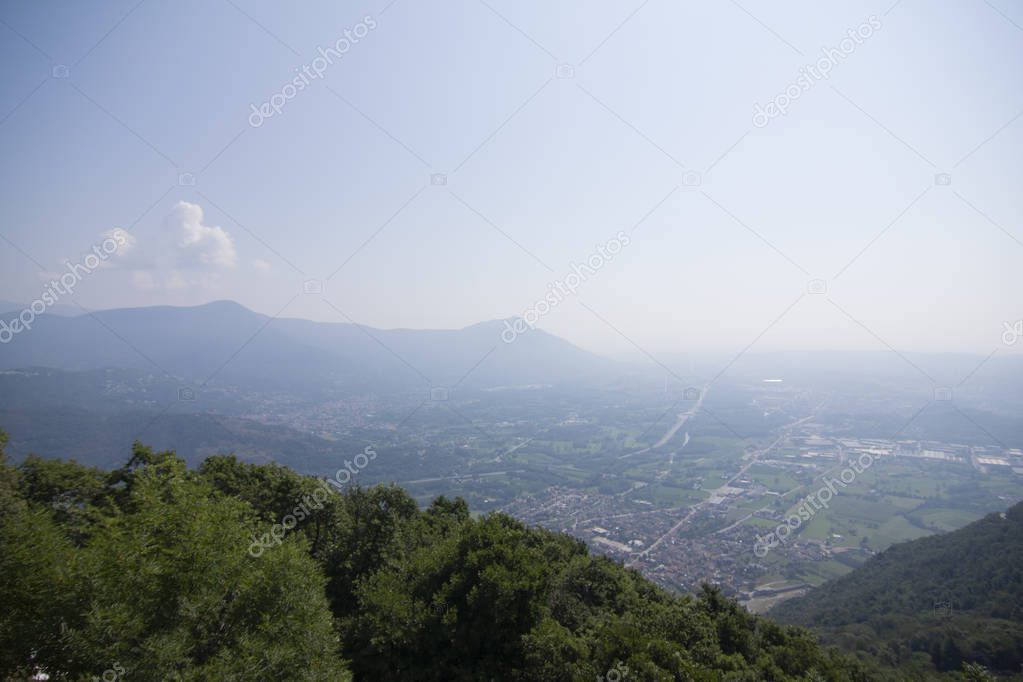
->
<box><xmin>1</xmin><ymin>0</ymin><xmax>1021</xmax><ymax>359</ymax></box>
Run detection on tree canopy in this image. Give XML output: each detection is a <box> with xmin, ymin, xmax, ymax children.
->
<box><xmin>0</xmin><ymin>431</ymin><xmax>895</xmax><ymax>680</ymax></box>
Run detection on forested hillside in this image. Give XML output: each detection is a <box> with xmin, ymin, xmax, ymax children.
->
<box><xmin>0</xmin><ymin>429</ymin><xmax>886</xmax><ymax>681</ymax></box>
<box><xmin>771</xmin><ymin>502</ymin><xmax>1023</xmax><ymax>677</ymax></box>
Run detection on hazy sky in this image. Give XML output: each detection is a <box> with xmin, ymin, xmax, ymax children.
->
<box><xmin>1</xmin><ymin>0</ymin><xmax>1021</xmax><ymax>358</ymax></box>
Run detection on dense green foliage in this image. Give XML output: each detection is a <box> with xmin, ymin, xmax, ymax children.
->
<box><xmin>772</xmin><ymin>502</ymin><xmax>1023</xmax><ymax>678</ymax></box>
<box><xmin>0</xmin><ymin>431</ymin><xmax>902</xmax><ymax>680</ymax></box>
<box><xmin>0</xmin><ymin>438</ymin><xmax>347</xmax><ymax>681</ymax></box>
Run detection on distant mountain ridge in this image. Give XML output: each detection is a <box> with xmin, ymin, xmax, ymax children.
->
<box><xmin>0</xmin><ymin>300</ymin><xmax>610</xmax><ymax>394</ymax></box>
<box><xmin>771</xmin><ymin>501</ymin><xmax>1023</xmax><ymax>675</ymax></box>
<box><xmin>0</xmin><ymin>300</ymin><xmax>80</xmax><ymax>317</ymax></box>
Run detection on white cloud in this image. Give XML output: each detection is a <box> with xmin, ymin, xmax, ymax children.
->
<box><xmin>97</xmin><ymin>228</ymin><xmax>136</xmax><ymax>268</ymax></box>
<box><xmin>100</xmin><ymin>202</ymin><xmax>238</xmax><ymax>291</ymax></box>
<box><xmin>251</xmin><ymin>258</ymin><xmax>272</xmax><ymax>273</ymax></box>
<box><xmin>164</xmin><ymin>201</ymin><xmax>236</xmax><ymax>270</ymax></box>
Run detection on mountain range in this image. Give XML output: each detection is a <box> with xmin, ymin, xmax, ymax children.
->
<box><xmin>0</xmin><ymin>300</ymin><xmax>610</xmax><ymax>394</ymax></box>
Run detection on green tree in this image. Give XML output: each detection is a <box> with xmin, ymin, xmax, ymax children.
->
<box><xmin>961</xmin><ymin>661</ymin><xmax>995</xmax><ymax>681</ymax></box>
<box><xmin>0</xmin><ymin>500</ymin><xmax>78</xmax><ymax>677</ymax></box>
<box><xmin>18</xmin><ymin>453</ymin><xmax>113</xmax><ymax>543</ymax></box>
<box><xmin>66</xmin><ymin>456</ymin><xmax>349</xmax><ymax>680</ymax></box>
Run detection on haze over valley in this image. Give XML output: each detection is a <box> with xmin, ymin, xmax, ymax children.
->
<box><xmin>2</xmin><ymin>1</ymin><xmax>1021</xmax><ymax>679</ymax></box>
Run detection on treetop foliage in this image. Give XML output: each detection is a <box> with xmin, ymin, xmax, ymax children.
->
<box><xmin>0</xmin><ymin>430</ymin><xmax>912</xmax><ymax>681</ymax></box>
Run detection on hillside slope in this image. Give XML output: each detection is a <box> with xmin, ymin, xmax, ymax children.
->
<box><xmin>771</xmin><ymin>502</ymin><xmax>1023</xmax><ymax>675</ymax></box>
